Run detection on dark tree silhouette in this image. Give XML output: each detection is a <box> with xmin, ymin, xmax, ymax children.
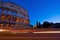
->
<box><xmin>36</xmin><ymin>21</ymin><xmax>39</xmax><ymax>28</ymax></box>
<box><xmin>38</xmin><ymin>22</ymin><xmax>41</xmax><ymax>28</ymax></box>
<box><xmin>33</xmin><ymin>21</ymin><xmax>60</xmax><ymax>29</ymax></box>
<box><xmin>53</xmin><ymin>23</ymin><xmax>60</xmax><ymax>28</ymax></box>
<box><xmin>36</xmin><ymin>21</ymin><xmax>41</xmax><ymax>28</ymax></box>
<box><xmin>30</xmin><ymin>24</ymin><xmax>33</xmax><ymax>28</ymax></box>
<box><xmin>42</xmin><ymin>21</ymin><xmax>52</xmax><ymax>28</ymax></box>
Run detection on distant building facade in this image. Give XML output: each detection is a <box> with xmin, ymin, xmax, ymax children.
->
<box><xmin>0</xmin><ymin>1</ymin><xmax>30</xmax><ymax>29</ymax></box>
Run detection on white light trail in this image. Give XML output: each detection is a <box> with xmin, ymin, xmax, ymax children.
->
<box><xmin>33</xmin><ymin>31</ymin><xmax>60</xmax><ymax>33</ymax></box>
<box><xmin>0</xmin><ymin>29</ymin><xmax>5</xmax><ymax>31</ymax></box>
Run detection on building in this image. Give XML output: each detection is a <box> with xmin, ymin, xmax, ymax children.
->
<box><xmin>0</xmin><ymin>1</ymin><xmax>30</xmax><ymax>29</ymax></box>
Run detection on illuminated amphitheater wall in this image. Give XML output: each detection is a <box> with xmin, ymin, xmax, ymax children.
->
<box><xmin>0</xmin><ymin>1</ymin><xmax>30</xmax><ymax>29</ymax></box>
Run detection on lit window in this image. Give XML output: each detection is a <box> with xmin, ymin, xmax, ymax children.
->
<box><xmin>6</xmin><ymin>24</ymin><xmax>9</xmax><ymax>27</ymax></box>
<box><xmin>16</xmin><ymin>19</ymin><xmax>19</xmax><ymax>22</ymax></box>
<box><xmin>7</xmin><ymin>16</ymin><xmax>11</xmax><ymax>21</ymax></box>
<box><xmin>0</xmin><ymin>24</ymin><xmax>4</xmax><ymax>27</ymax></box>
<box><xmin>16</xmin><ymin>24</ymin><xmax>18</xmax><ymax>27</ymax></box>
<box><xmin>11</xmin><ymin>24</ymin><xmax>14</xmax><ymax>27</ymax></box>
<box><xmin>1</xmin><ymin>16</ymin><xmax>5</xmax><ymax>21</ymax></box>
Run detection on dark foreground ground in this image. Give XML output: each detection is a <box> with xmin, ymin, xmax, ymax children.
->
<box><xmin>0</xmin><ymin>32</ymin><xmax>60</xmax><ymax>40</ymax></box>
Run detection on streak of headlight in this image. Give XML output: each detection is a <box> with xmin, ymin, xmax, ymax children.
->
<box><xmin>11</xmin><ymin>32</ymin><xmax>28</xmax><ymax>34</ymax></box>
<box><xmin>33</xmin><ymin>31</ymin><xmax>60</xmax><ymax>33</ymax></box>
<box><xmin>0</xmin><ymin>29</ymin><xmax>5</xmax><ymax>31</ymax></box>
<box><xmin>0</xmin><ymin>29</ymin><xmax>9</xmax><ymax>32</ymax></box>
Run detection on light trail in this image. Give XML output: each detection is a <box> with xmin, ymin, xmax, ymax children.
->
<box><xmin>0</xmin><ymin>29</ymin><xmax>60</xmax><ymax>34</ymax></box>
<box><xmin>0</xmin><ymin>29</ymin><xmax>9</xmax><ymax>32</ymax></box>
<box><xmin>33</xmin><ymin>31</ymin><xmax>60</xmax><ymax>33</ymax></box>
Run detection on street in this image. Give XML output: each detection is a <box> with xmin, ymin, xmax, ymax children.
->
<box><xmin>0</xmin><ymin>33</ymin><xmax>60</xmax><ymax>40</ymax></box>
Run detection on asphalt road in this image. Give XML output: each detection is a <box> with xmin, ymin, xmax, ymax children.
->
<box><xmin>0</xmin><ymin>37</ymin><xmax>60</xmax><ymax>40</ymax></box>
<box><xmin>0</xmin><ymin>33</ymin><xmax>60</xmax><ymax>40</ymax></box>
<box><xmin>0</xmin><ymin>29</ymin><xmax>60</xmax><ymax>40</ymax></box>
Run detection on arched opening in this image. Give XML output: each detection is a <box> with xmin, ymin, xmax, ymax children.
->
<box><xmin>19</xmin><ymin>19</ymin><xmax>24</xmax><ymax>23</ymax></box>
<box><xmin>16</xmin><ymin>17</ymin><xmax>19</xmax><ymax>23</ymax></box>
<box><xmin>1</xmin><ymin>15</ymin><xmax>6</xmax><ymax>21</ymax></box>
<box><xmin>16</xmin><ymin>24</ymin><xmax>18</xmax><ymax>27</ymax></box>
<box><xmin>6</xmin><ymin>15</ymin><xmax>11</xmax><ymax>21</ymax></box>
<box><xmin>24</xmin><ymin>20</ymin><xmax>29</xmax><ymax>24</ymax></box>
<box><xmin>12</xmin><ymin>16</ymin><xmax>16</xmax><ymax>21</ymax></box>
<box><xmin>0</xmin><ymin>24</ymin><xmax>4</xmax><ymax>27</ymax></box>
<box><xmin>0</xmin><ymin>22</ymin><xmax>5</xmax><ymax>28</ymax></box>
<box><xmin>6</xmin><ymin>23</ymin><xmax>9</xmax><ymax>28</ymax></box>
<box><xmin>11</xmin><ymin>24</ymin><xmax>15</xmax><ymax>28</ymax></box>
<box><xmin>10</xmin><ymin>23</ymin><xmax>15</xmax><ymax>29</ymax></box>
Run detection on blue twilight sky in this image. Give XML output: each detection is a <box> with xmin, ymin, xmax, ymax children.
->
<box><xmin>3</xmin><ymin>0</ymin><xmax>60</xmax><ymax>25</ymax></box>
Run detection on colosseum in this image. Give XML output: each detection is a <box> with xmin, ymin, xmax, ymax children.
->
<box><xmin>0</xmin><ymin>1</ymin><xmax>30</xmax><ymax>30</ymax></box>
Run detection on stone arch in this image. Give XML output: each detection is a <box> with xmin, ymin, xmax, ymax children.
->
<box><xmin>6</xmin><ymin>15</ymin><xmax>11</xmax><ymax>21</ymax></box>
<box><xmin>16</xmin><ymin>17</ymin><xmax>20</xmax><ymax>22</ymax></box>
<box><xmin>1</xmin><ymin>15</ymin><xmax>6</xmax><ymax>21</ymax></box>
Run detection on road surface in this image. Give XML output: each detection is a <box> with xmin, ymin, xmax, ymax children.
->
<box><xmin>0</xmin><ymin>33</ymin><xmax>60</xmax><ymax>40</ymax></box>
<box><xmin>0</xmin><ymin>29</ymin><xmax>60</xmax><ymax>40</ymax></box>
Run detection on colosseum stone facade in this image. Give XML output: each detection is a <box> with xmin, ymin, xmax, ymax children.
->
<box><xmin>0</xmin><ymin>1</ymin><xmax>30</xmax><ymax>29</ymax></box>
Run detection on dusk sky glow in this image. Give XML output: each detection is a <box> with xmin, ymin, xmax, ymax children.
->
<box><xmin>3</xmin><ymin>0</ymin><xmax>60</xmax><ymax>25</ymax></box>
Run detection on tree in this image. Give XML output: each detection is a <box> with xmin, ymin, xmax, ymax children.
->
<box><xmin>30</xmin><ymin>24</ymin><xmax>33</xmax><ymax>28</ymax></box>
<box><xmin>38</xmin><ymin>22</ymin><xmax>41</xmax><ymax>28</ymax></box>
<box><xmin>53</xmin><ymin>23</ymin><xmax>60</xmax><ymax>28</ymax></box>
<box><xmin>36</xmin><ymin>21</ymin><xmax>41</xmax><ymax>28</ymax></box>
<box><xmin>36</xmin><ymin>21</ymin><xmax>39</xmax><ymax>28</ymax></box>
<box><xmin>42</xmin><ymin>21</ymin><xmax>52</xmax><ymax>28</ymax></box>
